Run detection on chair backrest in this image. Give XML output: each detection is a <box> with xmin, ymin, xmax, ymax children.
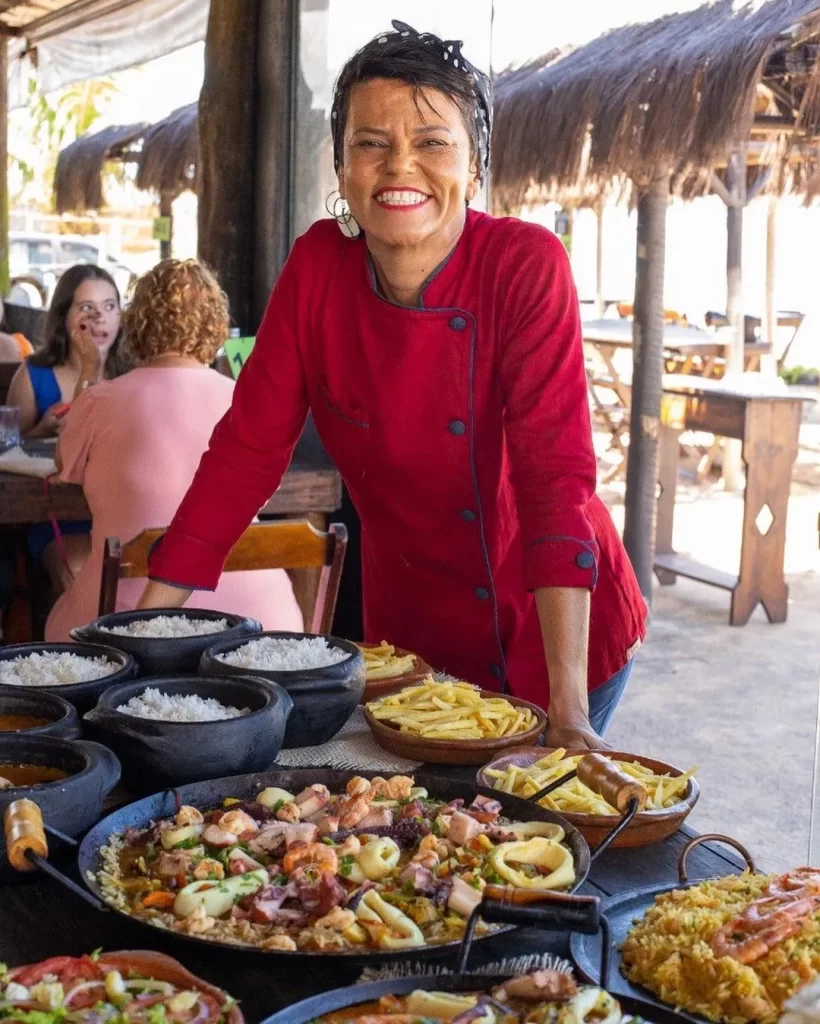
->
<box><xmin>99</xmin><ymin>520</ymin><xmax>348</xmax><ymax>634</ymax></box>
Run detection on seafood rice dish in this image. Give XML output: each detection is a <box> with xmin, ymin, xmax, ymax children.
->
<box><xmin>92</xmin><ymin>774</ymin><xmax>576</xmax><ymax>954</ymax></box>
<box><xmin>621</xmin><ymin>868</ymin><xmax>820</xmax><ymax>1024</ymax></box>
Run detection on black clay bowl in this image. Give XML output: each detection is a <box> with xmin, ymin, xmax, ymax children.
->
<box><xmin>71</xmin><ymin>608</ymin><xmax>262</xmax><ymax>676</ymax></box>
<box><xmin>0</xmin><ymin>733</ymin><xmax>120</xmax><ymax>873</ymax></box>
<box><xmin>83</xmin><ymin>675</ymin><xmax>293</xmax><ymax>794</ymax></box>
<box><xmin>199</xmin><ymin>631</ymin><xmax>366</xmax><ymax>748</ymax></box>
<box><xmin>0</xmin><ymin>685</ymin><xmax>80</xmax><ymax>739</ymax></box>
<box><xmin>0</xmin><ymin>642</ymin><xmax>138</xmax><ymax>713</ymax></box>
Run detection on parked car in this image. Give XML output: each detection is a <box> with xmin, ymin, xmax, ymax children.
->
<box><xmin>8</xmin><ymin>232</ymin><xmax>137</xmax><ymax>308</ymax></box>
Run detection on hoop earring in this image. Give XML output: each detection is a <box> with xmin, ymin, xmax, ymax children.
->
<box><xmin>325</xmin><ymin>190</ymin><xmax>360</xmax><ymax>238</ymax></box>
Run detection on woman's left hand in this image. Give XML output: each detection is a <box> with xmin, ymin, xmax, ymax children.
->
<box><xmin>545</xmin><ymin>714</ymin><xmax>611</xmax><ymax>751</ymax></box>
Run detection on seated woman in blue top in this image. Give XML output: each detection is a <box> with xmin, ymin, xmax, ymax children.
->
<box><xmin>6</xmin><ymin>265</ymin><xmax>131</xmax><ymax>593</ymax></box>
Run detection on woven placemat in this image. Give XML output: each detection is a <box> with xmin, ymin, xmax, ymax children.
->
<box><xmin>274</xmin><ymin>706</ymin><xmax>422</xmax><ymax>773</ymax></box>
<box><xmin>273</xmin><ymin>672</ymin><xmax>461</xmax><ymax>773</ymax></box>
<box><xmin>358</xmin><ymin>951</ymin><xmax>573</xmax><ymax>983</ymax></box>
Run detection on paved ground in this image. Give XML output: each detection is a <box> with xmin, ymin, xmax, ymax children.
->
<box><xmin>599</xmin><ymin>423</ymin><xmax>820</xmax><ymax>872</ymax></box>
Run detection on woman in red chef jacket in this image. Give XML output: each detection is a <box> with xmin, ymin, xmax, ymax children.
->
<box><xmin>140</xmin><ymin>21</ymin><xmax>647</xmax><ymax>749</ymax></box>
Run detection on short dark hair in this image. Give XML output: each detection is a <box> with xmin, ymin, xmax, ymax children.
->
<box><xmin>331</xmin><ymin>23</ymin><xmax>492</xmax><ymax>181</ymax></box>
<box><xmin>28</xmin><ymin>264</ymin><xmax>130</xmax><ymax>378</ymax></box>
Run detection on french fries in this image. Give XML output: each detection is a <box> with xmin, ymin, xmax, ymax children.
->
<box><xmin>484</xmin><ymin>748</ymin><xmax>697</xmax><ymax>815</ymax></box>
<box><xmin>357</xmin><ymin>641</ymin><xmax>418</xmax><ymax>681</ymax></box>
<box><xmin>366</xmin><ymin>676</ymin><xmax>537</xmax><ymax>741</ymax></box>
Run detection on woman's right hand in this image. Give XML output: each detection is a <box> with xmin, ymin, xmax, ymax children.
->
<box><xmin>31</xmin><ymin>403</ymin><xmax>69</xmax><ymax>438</ymax></box>
<box><xmin>137</xmin><ymin>579</ymin><xmax>192</xmax><ymax>610</ymax></box>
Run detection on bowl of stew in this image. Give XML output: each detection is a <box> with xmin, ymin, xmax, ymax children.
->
<box><xmin>0</xmin><ymin>686</ymin><xmax>80</xmax><ymax>739</ymax></box>
<box><xmin>0</xmin><ymin>734</ymin><xmax>121</xmax><ymax>873</ymax></box>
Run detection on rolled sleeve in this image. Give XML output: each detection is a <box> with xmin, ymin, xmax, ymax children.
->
<box><xmin>498</xmin><ymin>225</ymin><xmax>599</xmax><ymax>592</ymax></box>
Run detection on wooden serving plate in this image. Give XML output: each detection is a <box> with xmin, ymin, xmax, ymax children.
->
<box><xmin>477</xmin><ymin>747</ymin><xmax>700</xmax><ymax>849</ymax></box>
<box><xmin>358</xmin><ymin>645</ymin><xmax>433</xmax><ymax>703</ymax></box>
<box><xmin>364</xmin><ymin>691</ymin><xmax>547</xmax><ymax>765</ymax></box>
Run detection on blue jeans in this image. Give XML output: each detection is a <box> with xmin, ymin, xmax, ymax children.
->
<box><xmin>587</xmin><ymin>659</ymin><xmax>633</xmax><ymax>736</ymax></box>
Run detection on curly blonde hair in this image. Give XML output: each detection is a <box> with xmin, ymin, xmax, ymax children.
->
<box><xmin>123</xmin><ymin>258</ymin><xmax>230</xmax><ymax>364</ymax></box>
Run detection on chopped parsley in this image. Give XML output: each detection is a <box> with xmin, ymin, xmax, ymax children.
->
<box><xmin>484</xmin><ymin>870</ymin><xmax>505</xmax><ymax>885</ymax></box>
<box><xmin>271</xmin><ymin>874</ymin><xmax>288</xmax><ymax>886</ymax></box>
<box><xmin>173</xmin><ymin>837</ymin><xmax>202</xmax><ymax>850</ymax></box>
<box><xmin>321</xmin><ymin>837</ymin><xmax>335</xmax><ymax>846</ymax></box>
<box><xmin>89</xmin><ymin>949</ymin><xmax>103</xmax><ymax>962</ymax></box>
<box><xmin>273</xmin><ymin>799</ymin><xmax>286</xmax><ymax>812</ymax></box>
<box><xmin>339</xmin><ymin>855</ymin><xmax>354</xmax><ymax>877</ymax></box>
<box><xmin>431</xmin><ymin>820</ymin><xmax>442</xmax><ymax>837</ymax></box>
<box><xmin>145</xmin><ymin>843</ymin><xmax>157</xmax><ymax>860</ymax></box>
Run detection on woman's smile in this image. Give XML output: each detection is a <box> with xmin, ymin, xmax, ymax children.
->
<box><xmin>373</xmin><ymin>187</ymin><xmax>433</xmax><ymax>211</ymax></box>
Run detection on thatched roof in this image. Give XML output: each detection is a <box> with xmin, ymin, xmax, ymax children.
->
<box><xmin>54</xmin><ymin>103</ymin><xmax>199</xmax><ymax>214</ymax></box>
<box><xmin>492</xmin><ymin>0</ymin><xmax>820</xmax><ymax>209</ymax></box>
<box><xmin>135</xmin><ymin>103</ymin><xmax>198</xmax><ymax>195</ymax></box>
<box><xmin>54</xmin><ymin>122</ymin><xmax>148</xmax><ymax>214</ymax></box>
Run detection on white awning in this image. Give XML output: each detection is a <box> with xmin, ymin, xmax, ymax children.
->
<box><xmin>9</xmin><ymin>0</ymin><xmax>208</xmax><ymax>108</ymax></box>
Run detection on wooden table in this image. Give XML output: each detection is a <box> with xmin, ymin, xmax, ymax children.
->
<box><xmin>0</xmin><ymin>760</ymin><xmax>745</xmax><ymax>1023</ymax></box>
<box><xmin>655</xmin><ymin>375</ymin><xmax>814</xmax><ymax>625</ymax></box>
<box><xmin>0</xmin><ymin>451</ymin><xmax>342</xmax><ymax>525</ymax></box>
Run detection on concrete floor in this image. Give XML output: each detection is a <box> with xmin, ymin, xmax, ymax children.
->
<box><xmin>600</xmin><ymin>424</ymin><xmax>820</xmax><ymax>872</ymax></box>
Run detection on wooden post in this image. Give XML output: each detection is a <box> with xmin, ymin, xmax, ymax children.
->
<box><xmin>198</xmin><ymin>0</ymin><xmax>258</xmax><ymax>333</ymax></box>
<box><xmin>623</xmin><ymin>173</ymin><xmax>669</xmax><ymax>603</ymax></box>
<box><xmin>254</xmin><ymin>0</ymin><xmax>297</xmax><ymax>327</ymax></box>
<box><xmin>0</xmin><ymin>34</ymin><xmax>8</xmax><ymax>298</ymax></box>
<box><xmin>722</xmin><ymin>148</ymin><xmax>746</xmax><ymax>490</ymax></box>
<box><xmin>595</xmin><ymin>201</ymin><xmax>604</xmax><ymax>317</ymax></box>
<box><xmin>763</xmin><ymin>195</ymin><xmax>778</xmax><ymax>377</ymax></box>
<box><xmin>158</xmin><ymin>191</ymin><xmax>173</xmax><ymax>261</ymax></box>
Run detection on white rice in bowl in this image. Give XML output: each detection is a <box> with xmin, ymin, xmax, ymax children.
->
<box><xmin>0</xmin><ymin>651</ymin><xmax>119</xmax><ymax>687</ymax></box>
<box><xmin>101</xmin><ymin>615</ymin><xmax>229</xmax><ymax>639</ymax></box>
<box><xmin>115</xmin><ymin>687</ymin><xmax>250</xmax><ymax>722</ymax></box>
<box><xmin>216</xmin><ymin>635</ymin><xmax>350</xmax><ymax>671</ymax></box>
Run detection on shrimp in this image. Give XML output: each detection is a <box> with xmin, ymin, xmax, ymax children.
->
<box><xmin>370</xmin><ymin>776</ymin><xmax>414</xmax><ymax>800</ymax></box>
<box><xmin>346</xmin><ymin>777</ymin><xmax>372</xmax><ymax>798</ymax></box>
<box><xmin>282</xmin><ymin>841</ymin><xmax>339</xmax><ymax>875</ymax></box>
<box><xmin>338</xmin><ymin>795</ymin><xmax>373</xmax><ymax>829</ymax></box>
<box><xmin>711</xmin><ymin>899</ymin><xmax>811</xmax><ymax>964</ymax></box>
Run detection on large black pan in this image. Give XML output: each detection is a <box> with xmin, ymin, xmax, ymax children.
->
<box><xmin>75</xmin><ymin>768</ymin><xmax>590</xmax><ymax>963</ymax></box>
<box><xmin>261</xmin><ymin>889</ymin><xmax>689</xmax><ymax>1023</ymax></box>
<box><xmin>570</xmin><ymin>835</ymin><xmax>758</xmax><ymax>1024</ymax></box>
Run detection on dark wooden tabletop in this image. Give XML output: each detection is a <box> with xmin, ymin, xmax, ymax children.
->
<box><xmin>0</xmin><ymin>764</ymin><xmax>745</xmax><ymax>1023</ymax></box>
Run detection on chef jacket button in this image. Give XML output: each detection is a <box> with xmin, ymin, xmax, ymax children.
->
<box><xmin>489</xmin><ymin>662</ymin><xmax>502</xmax><ymax>679</ymax></box>
<box><xmin>475</xmin><ymin>586</ymin><xmax>489</xmax><ymax>601</ymax></box>
<box><xmin>449</xmin><ymin>315</ymin><xmax>467</xmax><ymax>331</ymax></box>
<box><xmin>575</xmin><ymin>550</ymin><xmax>596</xmax><ymax>570</ymax></box>
<box><xmin>460</xmin><ymin>509</ymin><xmax>476</xmax><ymax>522</ymax></box>
<box><xmin>449</xmin><ymin>420</ymin><xmax>466</xmax><ymax>436</ymax></box>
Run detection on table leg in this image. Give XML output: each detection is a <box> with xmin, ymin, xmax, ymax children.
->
<box><xmin>655</xmin><ymin>422</ymin><xmax>680</xmax><ymax>586</ymax></box>
<box><xmin>731</xmin><ymin>400</ymin><xmax>801</xmax><ymax>625</ymax></box>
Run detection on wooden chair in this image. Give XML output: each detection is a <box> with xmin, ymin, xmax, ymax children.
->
<box><xmin>99</xmin><ymin>520</ymin><xmax>348</xmax><ymax>634</ymax></box>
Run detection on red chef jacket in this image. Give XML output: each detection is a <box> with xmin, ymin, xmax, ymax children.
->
<box><xmin>149</xmin><ymin>210</ymin><xmax>647</xmax><ymax>709</ymax></box>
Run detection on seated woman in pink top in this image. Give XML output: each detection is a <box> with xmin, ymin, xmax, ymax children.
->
<box><xmin>46</xmin><ymin>259</ymin><xmax>303</xmax><ymax>641</ymax></box>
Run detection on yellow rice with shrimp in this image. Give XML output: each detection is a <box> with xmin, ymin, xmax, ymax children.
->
<box><xmin>621</xmin><ymin>873</ymin><xmax>820</xmax><ymax>1024</ymax></box>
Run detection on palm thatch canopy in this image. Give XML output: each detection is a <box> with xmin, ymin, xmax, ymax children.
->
<box><xmin>135</xmin><ymin>103</ymin><xmax>198</xmax><ymax>195</ymax></box>
<box><xmin>54</xmin><ymin>103</ymin><xmax>199</xmax><ymax>213</ymax></box>
<box><xmin>492</xmin><ymin>0</ymin><xmax>820</xmax><ymax>210</ymax></box>
<box><xmin>54</xmin><ymin>122</ymin><xmax>148</xmax><ymax>214</ymax></box>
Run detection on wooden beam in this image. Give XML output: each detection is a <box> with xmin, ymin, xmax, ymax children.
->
<box><xmin>763</xmin><ymin>196</ymin><xmax>778</xmax><ymax>377</ymax></box>
<box><xmin>723</xmin><ymin>148</ymin><xmax>746</xmax><ymax>491</ymax></box>
<box><xmin>0</xmin><ymin>34</ymin><xmax>8</xmax><ymax>297</ymax></box>
<box><xmin>198</xmin><ymin>0</ymin><xmax>258</xmax><ymax>333</ymax></box>
<box><xmin>253</xmin><ymin>0</ymin><xmax>296</xmax><ymax>328</ymax></box>
<box><xmin>710</xmin><ymin>171</ymin><xmax>734</xmax><ymax>207</ymax></box>
<box><xmin>624</xmin><ymin>172</ymin><xmax>669</xmax><ymax>602</ymax></box>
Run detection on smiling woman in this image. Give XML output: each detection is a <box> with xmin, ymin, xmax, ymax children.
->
<box><xmin>139</xmin><ymin>20</ymin><xmax>647</xmax><ymax>751</ymax></box>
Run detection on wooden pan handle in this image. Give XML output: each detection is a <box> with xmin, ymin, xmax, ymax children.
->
<box><xmin>4</xmin><ymin>798</ymin><xmax>48</xmax><ymax>872</ymax></box>
<box><xmin>577</xmin><ymin>753</ymin><xmax>647</xmax><ymax>813</ymax></box>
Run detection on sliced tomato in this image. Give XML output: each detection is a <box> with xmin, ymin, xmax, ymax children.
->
<box><xmin>62</xmin><ymin>956</ymin><xmax>103</xmax><ymax>983</ymax></box>
<box><xmin>13</xmin><ymin>955</ymin><xmax>79</xmax><ymax>986</ymax></box>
